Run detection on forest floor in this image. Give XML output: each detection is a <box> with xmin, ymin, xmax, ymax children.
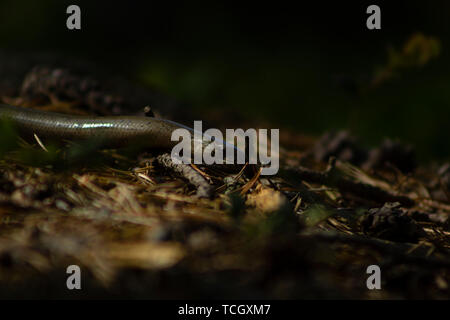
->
<box><xmin>0</xmin><ymin>64</ymin><xmax>449</xmax><ymax>299</ymax></box>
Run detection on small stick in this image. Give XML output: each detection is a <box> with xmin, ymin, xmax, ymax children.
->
<box><xmin>156</xmin><ymin>153</ymin><xmax>213</xmax><ymax>198</ymax></box>
<box><xmin>282</xmin><ymin>160</ymin><xmax>415</xmax><ymax>207</ymax></box>
<box><xmin>33</xmin><ymin>133</ymin><xmax>49</xmax><ymax>152</ymax></box>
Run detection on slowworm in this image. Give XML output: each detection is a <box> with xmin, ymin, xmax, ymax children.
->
<box><xmin>0</xmin><ymin>104</ymin><xmax>244</xmax><ymax>163</ymax></box>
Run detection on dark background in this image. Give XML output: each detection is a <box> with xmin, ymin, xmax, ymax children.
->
<box><xmin>1</xmin><ymin>0</ymin><xmax>449</xmax><ymax>161</ymax></box>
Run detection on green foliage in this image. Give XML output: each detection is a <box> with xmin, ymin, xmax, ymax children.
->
<box><xmin>372</xmin><ymin>33</ymin><xmax>441</xmax><ymax>87</ymax></box>
<box><xmin>300</xmin><ymin>204</ymin><xmax>335</xmax><ymax>227</ymax></box>
<box><xmin>0</xmin><ymin>118</ymin><xmax>19</xmax><ymax>157</ymax></box>
<box><xmin>261</xmin><ymin>201</ymin><xmax>298</xmax><ymax>236</ymax></box>
<box><xmin>0</xmin><ymin>120</ymin><xmax>114</xmax><ymax>170</ymax></box>
<box><xmin>226</xmin><ymin>193</ymin><xmax>246</xmax><ymax>223</ymax></box>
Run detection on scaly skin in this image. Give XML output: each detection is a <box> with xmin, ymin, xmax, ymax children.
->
<box><xmin>0</xmin><ymin>104</ymin><xmax>245</xmax><ymax>166</ymax></box>
<box><xmin>0</xmin><ymin>104</ymin><xmax>195</xmax><ymax>149</ymax></box>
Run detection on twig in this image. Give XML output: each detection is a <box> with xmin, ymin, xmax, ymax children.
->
<box><xmin>33</xmin><ymin>134</ymin><xmax>48</xmax><ymax>152</ymax></box>
<box><xmin>156</xmin><ymin>153</ymin><xmax>213</xmax><ymax>198</ymax></box>
<box><xmin>282</xmin><ymin>160</ymin><xmax>415</xmax><ymax>207</ymax></box>
<box><xmin>300</xmin><ymin>230</ymin><xmax>450</xmax><ymax>268</ymax></box>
